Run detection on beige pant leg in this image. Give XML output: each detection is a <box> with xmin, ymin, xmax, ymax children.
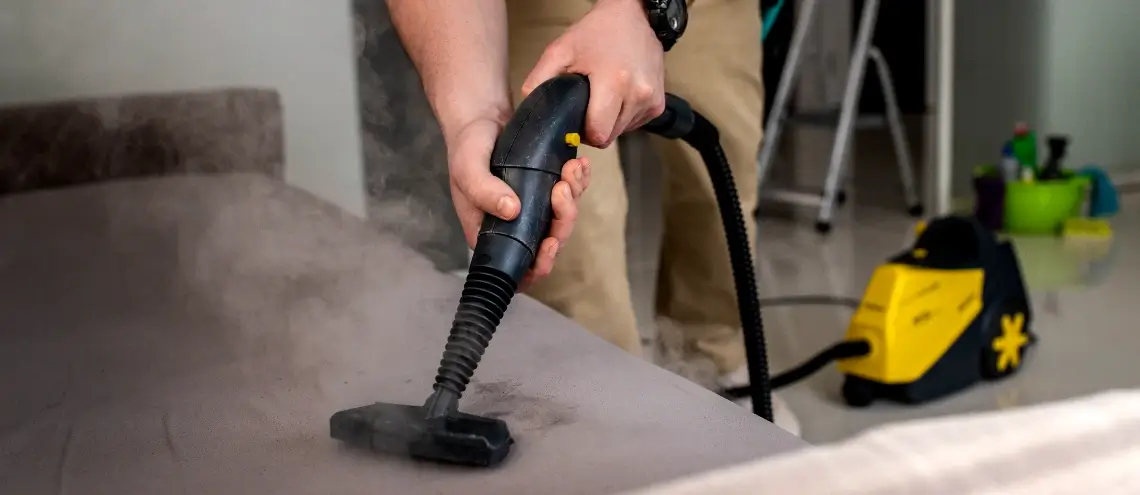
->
<box><xmin>505</xmin><ymin>0</ymin><xmax>642</xmax><ymax>356</ymax></box>
<box><xmin>652</xmin><ymin>0</ymin><xmax>763</xmax><ymax>374</ymax></box>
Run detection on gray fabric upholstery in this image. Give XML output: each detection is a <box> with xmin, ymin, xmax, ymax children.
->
<box><xmin>0</xmin><ymin>89</ymin><xmax>283</xmax><ymax>195</ymax></box>
<box><xmin>0</xmin><ymin>175</ymin><xmax>803</xmax><ymax>494</ymax></box>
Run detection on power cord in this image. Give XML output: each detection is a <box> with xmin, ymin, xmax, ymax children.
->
<box><xmin>759</xmin><ymin>295</ymin><xmax>862</xmax><ymax>309</ymax></box>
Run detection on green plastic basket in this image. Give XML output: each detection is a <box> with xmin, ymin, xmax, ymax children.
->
<box><xmin>1003</xmin><ymin>174</ymin><xmax>1089</xmax><ymax>235</ymax></box>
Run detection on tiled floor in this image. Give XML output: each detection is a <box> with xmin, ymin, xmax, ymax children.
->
<box><xmin>622</xmin><ymin>124</ymin><xmax>1139</xmax><ymax>445</ymax></box>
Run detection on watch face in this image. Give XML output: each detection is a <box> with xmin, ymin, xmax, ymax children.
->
<box><xmin>647</xmin><ymin>0</ymin><xmax>688</xmax><ymax>50</ymax></box>
<box><xmin>666</xmin><ymin>0</ymin><xmax>688</xmax><ymax>37</ymax></box>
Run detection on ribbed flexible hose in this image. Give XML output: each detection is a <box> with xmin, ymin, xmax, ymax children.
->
<box><xmin>433</xmin><ymin>266</ymin><xmax>517</xmax><ymax>396</ymax></box>
<box><xmin>677</xmin><ymin>115</ymin><xmax>774</xmax><ymax>422</ymax></box>
<box><xmin>642</xmin><ymin>95</ymin><xmax>775</xmax><ymax>422</ymax></box>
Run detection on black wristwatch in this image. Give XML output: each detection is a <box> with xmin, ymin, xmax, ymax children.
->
<box><xmin>644</xmin><ymin>0</ymin><xmax>688</xmax><ymax>52</ymax></box>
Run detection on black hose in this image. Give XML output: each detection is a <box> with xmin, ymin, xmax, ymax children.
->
<box><xmin>746</xmin><ymin>296</ymin><xmax>871</xmax><ymax>393</ymax></box>
<box><xmin>433</xmin><ymin>265</ymin><xmax>517</xmax><ymax>398</ymax></box>
<box><xmin>723</xmin><ymin>340</ymin><xmax>871</xmax><ymax>397</ymax></box>
<box><xmin>644</xmin><ymin>96</ymin><xmax>774</xmax><ymax>422</ymax></box>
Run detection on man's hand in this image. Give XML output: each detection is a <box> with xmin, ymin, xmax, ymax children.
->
<box><xmin>522</xmin><ymin>0</ymin><xmax>666</xmax><ymax>148</ymax></box>
<box><xmin>447</xmin><ymin>114</ymin><xmax>591</xmax><ymax>289</ymax></box>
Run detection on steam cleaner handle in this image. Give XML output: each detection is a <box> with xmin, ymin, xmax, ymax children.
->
<box><xmin>470</xmin><ymin>74</ymin><xmax>590</xmax><ymax>286</ymax></box>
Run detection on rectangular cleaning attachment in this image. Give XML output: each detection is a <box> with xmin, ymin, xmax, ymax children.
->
<box><xmin>330</xmin><ymin>402</ymin><xmax>513</xmax><ymax>467</ymax></box>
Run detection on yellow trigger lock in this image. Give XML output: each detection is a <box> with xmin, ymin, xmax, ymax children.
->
<box><xmin>564</xmin><ymin>133</ymin><xmax>580</xmax><ymax>147</ymax></box>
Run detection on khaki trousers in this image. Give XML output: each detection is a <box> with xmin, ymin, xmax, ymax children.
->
<box><xmin>508</xmin><ymin>0</ymin><xmax>763</xmax><ymax>374</ymax></box>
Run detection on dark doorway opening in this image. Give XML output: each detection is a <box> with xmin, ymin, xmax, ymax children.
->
<box><xmin>854</xmin><ymin>0</ymin><xmax>927</xmax><ymax>115</ymax></box>
<box><xmin>762</xmin><ymin>1</ymin><xmax>928</xmax><ymax>119</ymax></box>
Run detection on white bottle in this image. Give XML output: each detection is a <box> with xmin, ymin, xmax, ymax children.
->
<box><xmin>999</xmin><ymin>143</ymin><xmax>1020</xmax><ymax>182</ymax></box>
<box><xmin>1020</xmin><ymin>166</ymin><xmax>1035</xmax><ymax>183</ymax></box>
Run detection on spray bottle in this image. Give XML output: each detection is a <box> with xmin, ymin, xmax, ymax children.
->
<box><xmin>1011</xmin><ymin>122</ymin><xmax>1038</xmax><ymax>177</ymax></box>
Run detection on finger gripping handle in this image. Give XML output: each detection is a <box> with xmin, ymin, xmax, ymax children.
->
<box><xmin>471</xmin><ymin>74</ymin><xmax>589</xmax><ymax>284</ymax></box>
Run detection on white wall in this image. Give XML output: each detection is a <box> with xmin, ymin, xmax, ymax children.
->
<box><xmin>0</xmin><ymin>0</ymin><xmax>367</xmax><ymax>216</ymax></box>
<box><xmin>1040</xmin><ymin>0</ymin><xmax>1140</xmax><ymax>175</ymax></box>
<box><xmin>950</xmin><ymin>0</ymin><xmax>1047</xmax><ymax>201</ymax></box>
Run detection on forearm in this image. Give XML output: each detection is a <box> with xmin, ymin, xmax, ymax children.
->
<box><xmin>387</xmin><ymin>0</ymin><xmax>511</xmax><ymax>143</ymax></box>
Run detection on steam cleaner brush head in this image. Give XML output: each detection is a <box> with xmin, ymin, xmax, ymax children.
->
<box><xmin>329</xmin><ymin>236</ymin><xmax>529</xmax><ymax>467</ymax></box>
<box><xmin>329</xmin><ymin>402</ymin><xmax>513</xmax><ymax>467</ymax></box>
<box><xmin>328</xmin><ymin>259</ymin><xmax>520</xmax><ymax>467</ymax></box>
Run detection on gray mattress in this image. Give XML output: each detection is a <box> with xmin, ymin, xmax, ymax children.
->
<box><xmin>0</xmin><ymin>175</ymin><xmax>803</xmax><ymax>494</ymax></box>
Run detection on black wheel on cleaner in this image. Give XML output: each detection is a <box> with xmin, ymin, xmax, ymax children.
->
<box><xmin>842</xmin><ymin>376</ymin><xmax>875</xmax><ymax>408</ymax></box>
<box><xmin>980</xmin><ymin>297</ymin><xmax>1032</xmax><ymax>380</ymax></box>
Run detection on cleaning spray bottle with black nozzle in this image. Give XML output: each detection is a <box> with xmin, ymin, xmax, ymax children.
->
<box><xmin>1038</xmin><ymin>135</ymin><xmax>1069</xmax><ymax>181</ymax></box>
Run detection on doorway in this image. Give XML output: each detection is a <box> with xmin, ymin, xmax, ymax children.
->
<box><xmin>854</xmin><ymin>0</ymin><xmax>927</xmax><ymax>115</ymax></box>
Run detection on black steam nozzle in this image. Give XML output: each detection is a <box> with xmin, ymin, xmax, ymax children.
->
<box><xmin>329</xmin><ymin>74</ymin><xmax>589</xmax><ymax>467</ymax></box>
<box><xmin>329</xmin><ymin>402</ymin><xmax>513</xmax><ymax>467</ymax></box>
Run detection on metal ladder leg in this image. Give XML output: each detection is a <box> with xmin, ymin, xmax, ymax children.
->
<box><xmin>756</xmin><ymin>0</ymin><xmax>820</xmax><ymax>191</ymax></box>
<box><xmin>867</xmin><ymin>47</ymin><xmax>924</xmax><ymax>216</ymax></box>
<box><xmin>814</xmin><ymin>0</ymin><xmax>880</xmax><ymax>233</ymax></box>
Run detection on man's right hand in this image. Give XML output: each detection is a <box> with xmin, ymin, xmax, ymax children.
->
<box><xmin>522</xmin><ymin>0</ymin><xmax>666</xmax><ymax>148</ymax></box>
<box><xmin>447</xmin><ymin>114</ymin><xmax>591</xmax><ymax>289</ymax></box>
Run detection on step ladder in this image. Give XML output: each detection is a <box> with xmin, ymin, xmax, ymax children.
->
<box><xmin>757</xmin><ymin>0</ymin><xmax>923</xmax><ymax>234</ymax></box>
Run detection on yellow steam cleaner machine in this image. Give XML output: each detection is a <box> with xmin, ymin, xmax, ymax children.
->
<box><xmin>724</xmin><ymin>214</ymin><xmax>1037</xmax><ymax>407</ymax></box>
